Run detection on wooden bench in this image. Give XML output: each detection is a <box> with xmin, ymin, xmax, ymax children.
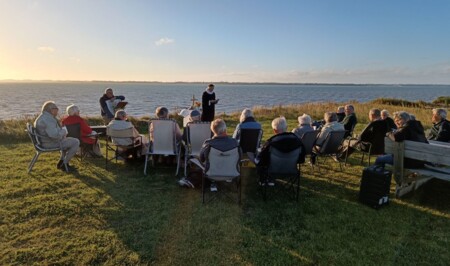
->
<box><xmin>384</xmin><ymin>138</ymin><xmax>450</xmax><ymax>197</ymax></box>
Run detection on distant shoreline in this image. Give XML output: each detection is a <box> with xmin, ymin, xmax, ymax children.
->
<box><xmin>1</xmin><ymin>79</ymin><xmax>449</xmax><ymax>86</ymax></box>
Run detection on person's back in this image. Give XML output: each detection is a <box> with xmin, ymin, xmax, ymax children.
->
<box><xmin>359</xmin><ymin>119</ymin><xmax>390</xmax><ymax>154</ymax></box>
<box><xmin>232</xmin><ymin>108</ymin><xmax>261</xmax><ymax>140</ymax></box>
<box><xmin>316</xmin><ymin>112</ymin><xmax>345</xmax><ymax>147</ymax></box>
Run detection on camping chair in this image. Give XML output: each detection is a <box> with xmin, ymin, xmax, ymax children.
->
<box><xmin>65</xmin><ymin>123</ymin><xmax>99</xmax><ymax>161</ymax></box>
<box><xmin>105</xmin><ymin>126</ymin><xmax>142</xmax><ymax>170</ymax></box>
<box><xmin>183</xmin><ymin>121</ymin><xmax>212</xmax><ymax>176</ymax></box>
<box><xmin>144</xmin><ymin>119</ymin><xmax>182</xmax><ymax>176</ymax></box>
<box><xmin>300</xmin><ymin>130</ymin><xmax>320</xmax><ymax>172</ymax></box>
<box><xmin>238</xmin><ymin>128</ymin><xmax>263</xmax><ymax>158</ymax></box>
<box><xmin>261</xmin><ymin>146</ymin><xmax>302</xmax><ymax>201</ymax></box>
<box><xmin>343</xmin><ymin>139</ymin><xmax>374</xmax><ymax>166</ymax></box>
<box><xmin>313</xmin><ymin>130</ymin><xmax>346</xmax><ymax>172</ymax></box>
<box><xmin>190</xmin><ymin>146</ymin><xmax>241</xmax><ymax>204</ymax></box>
<box><xmin>26</xmin><ymin>122</ymin><xmax>68</xmax><ymax>173</ymax></box>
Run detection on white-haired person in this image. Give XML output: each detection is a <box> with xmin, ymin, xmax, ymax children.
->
<box><xmin>34</xmin><ymin>101</ymin><xmax>80</xmax><ymax>172</ymax></box>
<box><xmin>232</xmin><ymin>108</ymin><xmax>262</xmax><ymax>141</ymax></box>
<box><xmin>255</xmin><ymin>116</ymin><xmax>305</xmax><ymax>186</ymax></box>
<box><xmin>310</xmin><ymin>112</ymin><xmax>345</xmax><ymax>164</ymax></box>
<box><xmin>381</xmin><ymin>109</ymin><xmax>397</xmax><ymax>131</ymax></box>
<box><xmin>61</xmin><ymin>104</ymin><xmax>102</xmax><ymax>157</ymax></box>
<box><xmin>150</xmin><ymin>106</ymin><xmax>182</xmax><ymax>142</ymax></box>
<box><xmin>181</xmin><ymin>109</ymin><xmax>202</xmax><ymax>143</ymax></box>
<box><xmin>336</xmin><ymin>106</ymin><xmax>346</xmax><ymax>122</ymax></box>
<box><xmin>428</xmin><ymin>108</ymin><xmax>450</xmax><ymax>142</ymax></box>
<box><xmin>199</xmin><ymin>119</ymin><xmax>240</xmax><ymax>191</ymax></box>
<box><xmin>108</xmin><ymin>110</ymin><xmax>148</xmax><ymax>159</ymax></box>
<box><xmin>292</xmin><ymin>113</ymin><xmax>315</xmax><ymax>139</ymax></box>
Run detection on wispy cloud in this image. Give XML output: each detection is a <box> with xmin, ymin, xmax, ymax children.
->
<box><xmin>155</xmin><ymin>37</ymin><xmax>174</xmax><ymax>46</ymax></box>
<box><xmin>37</xmin><ymin>46</ymin><xmax>55</xmax><ymax>53</ymax></box>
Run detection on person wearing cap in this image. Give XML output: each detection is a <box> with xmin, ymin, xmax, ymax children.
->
<box><xmin>201</xmin><ymin>84</ymin><xmax>219</xmax><ymax>122</ymax></box>
<box><xmin>291</xmin><ymin>113</ymin><xmax>315</xmax><ymax>139</ymax></box>
<box><xmin>34</xmin><ymin>101</ymin><xmax>80</xmax><ymax>172</ymax></box>
<box><xmin>99</xmin><ymin>87</ymin><xmax>125</xmax><ymax>125</ymax></box>
<box><xmin>232</xmin><ymin>108</ymin><xmax>261</xmax><ymax>141</ymax></box>
<box><xmin>182</xmin><ymin>109</ymin><xmax>202</xmax><ymax>143</ymax></box>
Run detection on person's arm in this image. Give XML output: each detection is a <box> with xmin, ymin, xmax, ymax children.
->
<box><xmin>199</xmin><ymin>140</ymin><xmax>210</xmax><ymax>163</ymax></box>
<box><xmin>115</xmin><ymin>95</ymin><xmax>125</xmax><ymax>101</ymax></box>
<box><xmin>40</xmin><ymin>119</ymin><xmax>65</xmax><ymax>140</ymax></box>
<box><xmin>232</xmin><ymin>124</ymin><xmax>241</xmax><ymax>139</ymax></box>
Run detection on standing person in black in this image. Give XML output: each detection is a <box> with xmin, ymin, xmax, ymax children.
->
<box><xmin>99</xmin><ymin>88</ymin><xmax>125</xmax><ymax>125</ymax></box>
<box><xmin>201</xmin><ymin>84</ymin><xmax>219</xmax><ymax>122</ymax></box>
<box><xmin>428</xmin><ymin>108</ymin><xmax>450</xmax><ymax>142</ymax></box>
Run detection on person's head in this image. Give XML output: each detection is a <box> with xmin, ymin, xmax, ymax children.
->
<box><xmin>271</xmin><ymin>116</ymin><xmax>288</xmax><ymax>134</ymax></box>
<box><xmin>381</xmin><ymin>109</ymin><xmax>390</xmax><ymax>120</ymax></box>
<box><xmin>344</xmin><ymin>104</ymin><xmax>354</xmax><ymax>115</ymax></box>
<box><xmin>41</xmin><ymin>101</ymin><xmax>59</xmax><ymax>116</ymax></box>
<box><xmin>393</xmin><ymin>111</ymin><xmax>410</xmax><ymax>128</ymax></box>
<box><xmin>155</xmin><ymin>106</ymin><xmax>169</xmax><ymax>119</ymax></box>
<box><xmin>211</xmin><ymin>118</ymin><xmax>227</xmax><ymax>136</ymax></box>
<box><xmin>188</xmin><ymin>109</ymin><xmax>201</xmax><ymax>122</ymax></box>
<box><xmin>115</xmin><ymin>110</ymin><xmax>127</xmax><ymax>120</ymax></box>
<box><xmin>432</xmin><ymin>108</ymin><xmax>447</xmax><ymax>124</ymax></box>
<box><xmin>337</xmin><ymin>106</ymin><xmax>345</xmax><ymax>113</ymax></box>
<box><xmin>324</xmin><ymin>112</ymin><xmax>337</xmax><ymax>123</ymax></box>
<box><xmin>207</xmin><ymin>83</ymin><xmax>215</xmax><ymax>92</ymax></box>
<box><xmin>369</xmin><ymin>108</ymin><xmax>381</xmax><ymax>121</ymax></box>
<box><xmin>298</xmin><ymin>114</ymin><xmax>312</xmax><ymax>126</ymax></box>
<box><xmin>239</xmin><ymin>108</ymin><xmax>253</xmax><ymax>123</ymax></box>
<box><xmin>105</xmin><ymin>88</ymin><xmax>114</xmax><ymax>98</ymax></box>
<box><xmin>66</xmin><ymin>104</ymin><xmax>80</xmax><ymax>116</ymax></box>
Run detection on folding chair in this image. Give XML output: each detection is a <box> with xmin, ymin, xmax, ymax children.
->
<box><xmin>105</xmin><ymin>126</ymin><xmax>142</xmax><ymax>170</ymax></box>
<box><xmin>65</xmin><ymin>123</ymin><xmax>99</xmax><ymax>161</ymax></box>
<box><xmin>313</xmin><ymin>130</ymin><xmax>346</xmax><ymax>172</ymax></box>
<box><xmin>26</xmin><ymin>122</ymin><xmax>67</xmax><ymax>173</ymax></box>
<box><xmin>192</xmin><ymin>146</ymin><xmax>241</xmax><ymax>204</ymax></box>
<box><xmin>264</xmin><ymin>146</ymin><xmax>302</xmax><ymax>201</ymax></box>
<box><xmin>300</xmin><ymin>130</ymin><xmax>319</xmax><ymax>172</ymax></box>
<box><xmin>238</xmin><ymin>128</ymin><xmax>263</xmax><ymax>155</ymax></box>
<box><xmin>144</xmin><ymin>119</ymin><xmax>182</xmax><ymax>176</ymax></box>
<box><xmin>183</xmin><ymin>121</ymin><xmax>212</xmax><ymax>176</ymax></box>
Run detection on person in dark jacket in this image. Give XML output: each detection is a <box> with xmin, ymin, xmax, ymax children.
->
<box><xmin>201</xmin><ymin>84</ymin><xmax>219</xmax><ymax>122</ymax></box>
<box><xmin>375</xmin><ymin>111</ymin><xmax>428</xmax><ymax>169</ymax></box>
<box><xmin>428</xmin><ymin>108</ymin><xmax>450</xmax><ymax>142</ymax></box>
<box><xmin>341</xmin><ymin>104</ymin><xmax>357</xmax><ymax>138</ymax></box>
<box><xmin>381</xmin><ymin>109</ymin><xmax>397</xmax><ymax>131</ymax></box>
<box><xmin>336</xmin><ymin>106</ymin><xmax>346</xmax><ymax>122</ymax></box>
<box><xmin>99</xmin><ymin>88</ymin><xmax>125</xmax><ymax>125</ymax></box>
<box><xmin>339</xmin><ymin>108</ymin><xmax>389</xmax><ymax>159</ymax></box>
<box><xmin>232</xmin><ymin>108</ymin><xmax>262</xmax><ymax>140</ymax></box>
<box><xmin>255</xmin><ymin>116</ymin><xmax>305</xmax><ymax>186</ymax></box>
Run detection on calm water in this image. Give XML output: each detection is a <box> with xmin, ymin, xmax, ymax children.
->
<box><xmin>1</xmin><ymin>82</ymin><xmax>449</xmax><ymax>119</ymax></box>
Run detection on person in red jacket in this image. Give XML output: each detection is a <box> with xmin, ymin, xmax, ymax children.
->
<box><xmin>61</xmin><ymin>104</ymin><xmax>96</xmax><ymax>145</ymax></box>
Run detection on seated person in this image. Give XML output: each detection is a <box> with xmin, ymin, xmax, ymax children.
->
<box><xmin>99</xmin><ymin>87</ymin><xmax>125</xmax><ymax>125</ymax></box>
<box><xmin>338</xmin><ymin>108</ymin><xmax>389</xmax><ymax>159</ymax></box>
<box><xmin>310</xmin><ymin>112</ymin><xmax>345</xmax><ymax>164</ymax></box>
<box><xmin>427</xmin><ymin>108</ymin><xmax>450</xmax><ymax>142</ymax></box>
<box><xmin>108</xmin><ymin>110</ymin><xmax>148</xmax><ymax>159</ymax></box>
<box><xmin>375</xmin><ymin>111</ymin><xmax>428</xmax><ymax>169</ymax></box>
<box><xmin>199</xmin><ymin>119</ymin><xmax>240</xmax><ymax>191</ymax></box>
<box><xmin>292</xmin><ymin>113</ymin><xmax>315</xmax><ymax>139</ymax></box>
<box><xmin>341</xmin><ymin>104</ymin><xmax>357</xmax><ymax>138</ymax></box>
<box><xmin>150</xmin><ymin>106</ymin><xmax>182</xmax><ymax>142</ymax></box>
<box><xmin>61</xmin><ymin>104</ymin><xmax>102</xmax><ymax>157</ymax></box>
<box><xmin>34</xmin><ymin>101</ymin><xmax>80</xmax><ymax>172</ymax></box>
<box><xmin>336</xmin><ymin>106</ymin><xmax>346</xmax><ymax>122</ymax></box>
<box><xmin>255</xmin><ymin>116</ymin><xmax>305</xmax><ymax>186</ymax></box>
<box><xmin>232</xmin><ymin>108</ymin><xmax>262</xmax><ymax>141</ymax></box>
<box><xmin>182</xmin><ymin>109</ymin><xmax>202</xmax><ymax>143</ymax></box>
<box><xmin>381</xmin><ymin>109</ymin><xmax>397</xmax><ymax>131</ymax></box>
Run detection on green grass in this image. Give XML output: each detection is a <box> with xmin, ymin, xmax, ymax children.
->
<box><xmin>1</xmin><ymin>102</ymin><xmax>449</xmax><ymax>265</ymax></box>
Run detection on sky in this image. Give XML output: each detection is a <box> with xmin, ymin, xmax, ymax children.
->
<box><xmin>0</xmin><ymin>0</ymin><xmax>450</xmax><ymax>84</ymax></box>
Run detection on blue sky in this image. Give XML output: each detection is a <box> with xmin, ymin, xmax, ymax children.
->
<box><xmin>1</xmin><ymin>0</ymin><xmax>449</xmax><ymax>84</ymax></box>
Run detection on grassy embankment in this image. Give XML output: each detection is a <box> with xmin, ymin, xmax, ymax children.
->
<box><xmin>1</xmin><ymin>100</ymin><xmax>449</xmax><ymax>265</ymax></box>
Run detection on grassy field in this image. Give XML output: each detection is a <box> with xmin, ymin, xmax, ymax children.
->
<box><xmin>1</xmin><ymin>102</ymin><xmax>449</xmax><ymax>265</ymax></box>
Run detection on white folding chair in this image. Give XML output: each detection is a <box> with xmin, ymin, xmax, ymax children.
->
<box><xmin>144</xmin><ymin>119</ymin><xmax>181</xmax><ymax>176</ymax></box>
<box><xmin>183</xmin><ymin>121</ymin><xmax>212</xmax><ymax>176</ymax></box>
<box><xmin>105</xmin><ymin>126</ymin><xmax>142</xmax><ymax>169</ymax></box>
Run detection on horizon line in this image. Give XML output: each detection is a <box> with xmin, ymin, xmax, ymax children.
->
<box><xmin>0</xmin><ymin>79</ymin><xmax>449</xmax><ymax>86</ymax></box>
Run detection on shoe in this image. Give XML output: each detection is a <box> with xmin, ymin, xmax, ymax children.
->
<box><xmin>61</xmin><ymin>163</ymin><xmax>77</xmax><ymax>172</ymax></box>
<box><xmin>332</xmin><ymin>156</ymin><xmax>343</xmax><ymax>163</ymax></box>
<box><xmin>258</xmin><ymin>178</ymin><xmax>267</xmax><ymax>186</ymax></box>
<box><xmin>178</xmin><ymin>177</ymin><xmax>188</xmax><ymax>187</ymax></box>
<box><xmin>267</xmin><ymin>179</ymin><xmax>275</xmax><ymax>187</ymax></box>
<box><xmin>210</xmin><ymin>183</ymin><xmax>218</xmax><ymax>192</ymax></box>
<box><xmin>56</xmin><ymin>160</ymin><xmax>64</xmax><ymax>169</ymax></box>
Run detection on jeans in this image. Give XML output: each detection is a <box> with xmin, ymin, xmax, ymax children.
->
<box><xmin>375</xmin><ymin>154</ymin><xmax>393</xmax><ymax>167</ymax></box>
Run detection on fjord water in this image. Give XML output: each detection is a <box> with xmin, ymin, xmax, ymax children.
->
<box><xmin>1</xmin><ymin>82</ymin><xmax>449</xmax><ymax>119</ymax></box>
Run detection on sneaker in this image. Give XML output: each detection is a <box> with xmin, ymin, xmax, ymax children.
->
<box><xmin>178</xmin><ymin>177</ymin><xmax>188</xmax><ymax>187</ymax></box>
<box><xmin>258</xmin><ymin>178</ymin><xmax>267</xmax><ymax>186</ymax></box>
<box><xmin>210</xmin><ymin>183</ymin><xmax>218</xmax><ymax>192</ymax></box>
<box><xmin>267</xmin><ymin>178</ymin><xmax>275</xmax><ymax>187</ymax></box>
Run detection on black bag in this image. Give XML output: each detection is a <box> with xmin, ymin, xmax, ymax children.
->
<box><xmin>359</xmin><ymin>165</ymin><xmax>392</xmax><ymax>209</ymax></box>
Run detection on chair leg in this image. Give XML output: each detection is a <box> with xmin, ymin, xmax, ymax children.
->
<box><xmin>28</xmin><ymin>152</ymin><xmax>40</xmax><ymax>173</ymax></box>
<box><xmin>202</xmin><ymin>175</ymin><xmax>206</xmax><ymax>204</ymax></box>
<box><xmin>237</xmin><ymin>177</ymin><xmax>241</xmax><ymax>204</ymax></box>
<box><xmin>144</xmin><ymin>154</ymin><xmax>149</xmax><ymax>175</ymax></box>
<box><xmin>175</xmin><ymin>151</ymin><xmax>181</xmax><ymax>176</ymax></box>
